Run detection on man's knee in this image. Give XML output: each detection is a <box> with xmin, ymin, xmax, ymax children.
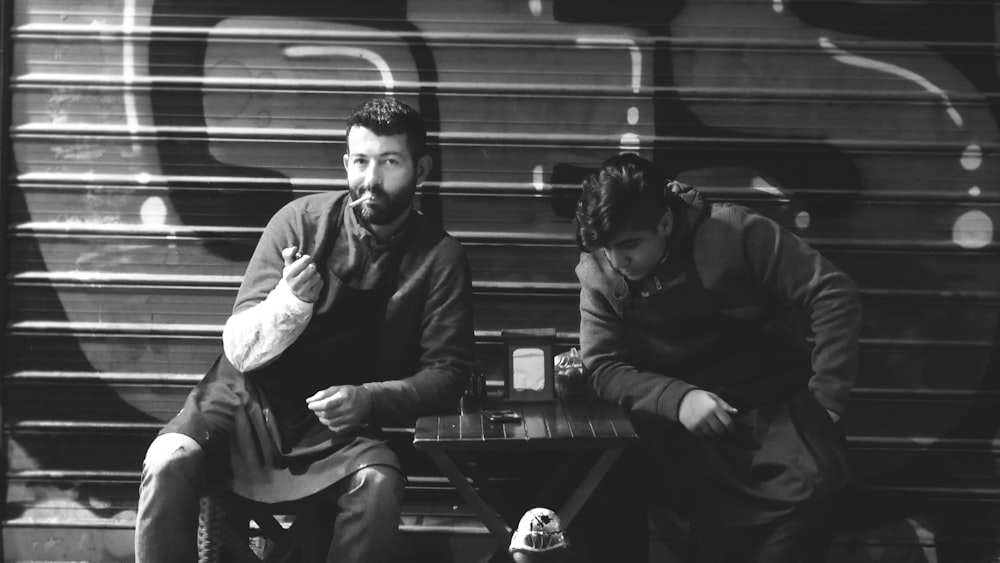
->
<box><xmin>142</xmin><ymin>433</ymin><xmax>204</xmax><ymax>479</ymax></box>
<box><xmin>333</xmin><ymin>465</ymin><xmax>403</xmax><ymax>513</ymax></box>
<box><xmin>349</xmin><ymin>465</ymin><xmax>404</xmax><ymax>504</ymax></box>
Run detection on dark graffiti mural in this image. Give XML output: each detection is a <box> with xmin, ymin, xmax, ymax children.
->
<box><xmin>6</xmin><ymin>0</ymin><xmax>1000</xmax><ymax>560</ymax></box>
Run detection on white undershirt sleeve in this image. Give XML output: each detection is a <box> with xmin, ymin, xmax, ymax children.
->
<box><xmin>222</xmin><ymin>278</ymin><xmax>314</xmax><ymax>373</ymax></box>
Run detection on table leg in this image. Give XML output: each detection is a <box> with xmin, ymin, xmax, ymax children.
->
<box><xmin>460</xmin><ymin>458</ymin><xmax>520</xmax><ymax>524</ymax></box>
<box><xmin>557</xmin><ymin>447</ymin><xmax>624</xmax><ymax>527</ymax></box>
<box><xmin>423</xmin><ymin>449</ymin><xmax>512</xmax><ymax>545</ymax></box>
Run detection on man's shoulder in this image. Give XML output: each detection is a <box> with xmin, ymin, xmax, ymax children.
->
<box><xmin>576</xmin><ymin>250</ymin><xmax>600</xmax><ymax>275</ymax></box>
<box><xmin>706</xmin><ymin>201</ymin><xmax>760</xmax><ymax>225</ymax></box>
<box><xmin>408</xmin><ymin>213</ymin><xmax>466</xmax><ymax>261</ymax></box>
<box><xmin>695</xmin><ymin>201</ymin><xmax>774</xmax><ymax>240</ymax></box>
<box><xmin>428</xmin><ymin>228</ymin><xmax>466</xmax><ymax>260</ymax></box>
<box><xmin>693</xmin><ymin>201</ymin><xmax>797</xmax><ymax>272</ymax></box>
<box><xmin>576</xmin><ymin>251</ymin><xmax>615</xmax><ymax>290</ymax></box>
<box><xmin>265</xmin><ymin>191</ymin><xmax>345</xmax><ymax>225</ymax></box>
<box><xmin>285</xmin><ymin>191</ymin><xmax>347</xmax><ymax>216</ymax></box>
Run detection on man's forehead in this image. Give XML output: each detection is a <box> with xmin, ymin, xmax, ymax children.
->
<box><xmin>345</xmin><ymin>126</ymin><xmax>411</xmax><ymax>153</ymax></box>
<box><xmin>347</xmin><ymin>126</ymin><xmax>407</xmax><ymax>142</ymax></box>
<box><xmin>605</xmin><ymin>227</ymin><xmax>648</xmax><ymax>247</ymax></box>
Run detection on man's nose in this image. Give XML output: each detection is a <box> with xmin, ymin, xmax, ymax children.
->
<box><xmin>363</xmin><ymin>163</ymin><xmax>380</xmax><ymax>186</ymax></box>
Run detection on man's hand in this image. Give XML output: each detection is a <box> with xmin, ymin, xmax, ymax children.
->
<box><xmin>305</xmin><ymin>385</ymin><xmax>373</xmax><ymax>435</ymax></box>
<box><xmin>282</xmin><ymin>246</ymin><xmax>322</xmax><ymax>303</ymax></box>
<box><xmin>678</xmin><ymin>389</ymin><xmax>738</xmax><ymax>437</ymax></box>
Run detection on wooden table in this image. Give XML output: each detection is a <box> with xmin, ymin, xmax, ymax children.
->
<box><xmin>413</xmin><ymin>398</ymin><xmax>638</xmax><ymax>558</ymax></box>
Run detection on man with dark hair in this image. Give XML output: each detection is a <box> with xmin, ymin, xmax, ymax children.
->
<box><xmin>574</xmin><ymin>153</ymin><xmax>860</xmax><ymax>562</ymax></box>
<box><xmin>135</xmin><ymin>97</ymin><xmax>475</xmax><ymax>562</ymax></box>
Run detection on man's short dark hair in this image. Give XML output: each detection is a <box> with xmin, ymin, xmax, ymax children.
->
<box><xmin>574</xmin><ymin>153</ymin><xmax>681</xmax><ymax>252</ymax></box>
<box><xmin>344</xmin><ymin>97</ymin><xmax>427</xmax><ymax>158</ymax></box>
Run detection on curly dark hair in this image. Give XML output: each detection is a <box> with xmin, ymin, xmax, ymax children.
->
<box><xmin>344</xmin><ymin>97</ymin><xmax>427</xmax><ymax>158</ymax></box>
<box><xmin>574</xmin><ymin>153</ymin><xmax>681</xmax><ymax>252</ymax></box>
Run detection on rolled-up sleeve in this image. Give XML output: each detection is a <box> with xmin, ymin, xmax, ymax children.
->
<box><xmin>222</xmin><ymin>201</ymin><xmax>316</xmax><ymax>372</ymax></box>
<box><xmin>223</xmin><ymin>279</ymin><xmax>314</xmax><ymax>372</ymax></box>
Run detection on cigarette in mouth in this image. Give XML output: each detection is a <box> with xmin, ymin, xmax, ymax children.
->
<box><xmin>348</xmin><ymin>192</ymin><xmax>372</xmax><ymax>208</ymax></box>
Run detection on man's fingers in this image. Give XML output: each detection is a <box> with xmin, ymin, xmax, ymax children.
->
<box><xmin>710</xmin><ymin>393</ymin><xmax>738</xmax><ymax>415</ymax></box>
<box><xmin>282</xmin><ymin>246</ymin><xmax>298</xmax><ymax>266</ymax></box>
<box><xmin>316</xmin><ymin>413</ymin><xmax>337</xmax><ymax>426</ymax></box>
<box><xmin>292</xmin><ymin>275</ymin><xmax>320</xmax><ymax>297</ymax></box>
<box><xmin>306</xmin><ymin>390</ymin><xmax>346</xmax><ymax>410</ymax></box>
<box><xmin>315</xmin><ymin>411</ymin><xmax>356</xmax><ymax>434</ymax></box>
<box><xmin>707</xmin><ymin>417</ymin><xmax>727</xmax><ymax>436</ymax></box>
<box><xmin>305</xmin><ymin>388</ymin><xmax>325</xmax><ymax>403</ymax></box>
<box><xmin>303</xmin><ymin>274</ymin><xmax>322</xmax><ymax>291</ymax></box>
<box><xmin>307</xmin><ymin>398</ymin><xmax>344</xmax><ymax>413</ymax></box>
<box><xmin>692</xmin><ymin>410</ymin><xmax>734</xmax><ymax>438</ymax></box>
<box><xmin>286</xmin><ymin>263</ymin><xmax>322</xmax><ymax>301</ymax></box>
<box><xmin>716</xmin><ymin>408</ymin><xmax>734</xmax><ymax>430</ymax></box>
<box><xmin>286</xmin><ymin>259</ymin><xmax>315</xmax><ymax>279</ymax></box>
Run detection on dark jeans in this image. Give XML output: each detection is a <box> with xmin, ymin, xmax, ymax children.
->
<box><xmin>690</xmin><ymin>498</ymin><xmax>837</xmax><ymax>563</ymax></box>
<box><xmin>570</xmin><ymin>443</ymin><xmax>838</xmax><ymax>563</ymax></box>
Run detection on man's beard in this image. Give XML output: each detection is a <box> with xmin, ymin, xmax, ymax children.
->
<box><xmin>352</xmin><ymin>185</ymin><xmax>413</xmax><ymax>226</ymax></box>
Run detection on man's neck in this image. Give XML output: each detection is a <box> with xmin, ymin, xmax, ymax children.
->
<box><xmin>365</xmin><ymin>206</ymin><xmax>413</xmax><ymax>243</ymax></box>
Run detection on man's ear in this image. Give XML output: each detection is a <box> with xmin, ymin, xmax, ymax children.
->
<box><xmin>415</xmin><ymin>154</ymin><xmax>434</xmax><ymax>186</ymax></box>
<box><xmin>342</xmin><ymin>153</ymin><xmax>349</xmax><ymax>172</ymax></box>
<box><xmin>656</xmin><ymin>209</ymin><xmax>674</xmax><ymax>238</ymax></box>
